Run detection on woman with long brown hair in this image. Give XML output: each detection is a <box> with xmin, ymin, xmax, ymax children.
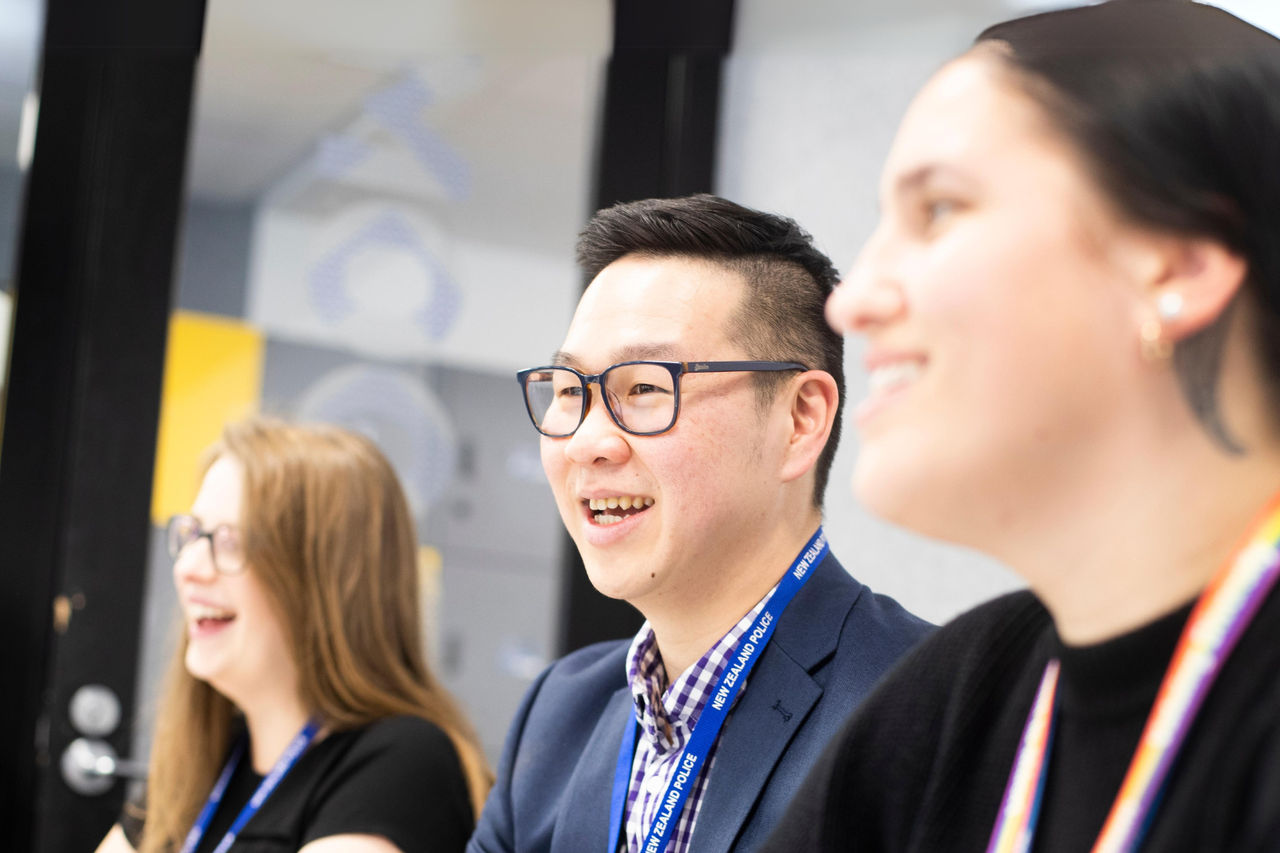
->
<box><xmin>97</xmin><ymin>417</ymin><xmax>490</xmax><ymax>852</ymax></box>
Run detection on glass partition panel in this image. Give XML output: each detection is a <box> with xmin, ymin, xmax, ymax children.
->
<box><xmin>0</xmin><ymin>0</ymin><xmax>44</xmax><ymax>453</ymax></box>
<box><xmin>131</xmin><ymin>0</ymin><xmax>610</xmax><ymax>768</ymax></box>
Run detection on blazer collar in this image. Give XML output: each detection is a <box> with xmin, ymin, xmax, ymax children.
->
<box><xmin>689</xmin><ymin>552</ymin><xmax>861</xmax><ymax>853</ymax></box>
<box><xmin>558</xmin><ymin>554</ymin><xmax>861</xmax><ymax>853</ymax></box>
<box><xmin>551</xmin><ymin>685</ymin><xmax>633</xmax><ymax>853</ymax></box>
<box><xmin>770</xmin><ymin>551</ymin><xmax>864</xmax><ymax>670</ymax></box>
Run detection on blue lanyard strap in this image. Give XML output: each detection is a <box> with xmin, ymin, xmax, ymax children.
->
<box><xmin>180</xmin><ymin>718</ymin><xmax>322</xmax><ymax>853</ymax></box>
<box><xmin>608</xmin><ymin>721</ymin><xmax>639</xmax><ymax>853</ymax></box>
<box><xmin>607</xmin><ymin>527</ymin><xmax>829</xmax><ymax>853</ymax></box>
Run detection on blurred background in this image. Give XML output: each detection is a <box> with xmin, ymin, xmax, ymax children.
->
<box><xmin>1</xmin><ymin>0</ymin><xmax>1275</xmax><ymax>849</ymax></box>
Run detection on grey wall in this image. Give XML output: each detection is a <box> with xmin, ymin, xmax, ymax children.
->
<box><xmin>172</xmin><ymin>198</ymin><xmax>253</xmax><ymax>316</ymax></box>
<box><xmin>718</xmin><ymin>3</ymin><xmax>1022</xmax><ymax>624</ymax></box>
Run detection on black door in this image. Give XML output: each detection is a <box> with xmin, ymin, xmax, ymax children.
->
<box><xmin>0</xmin><ymin>1</ymin><xmax>206</xmax><ymax>849</ymax></box>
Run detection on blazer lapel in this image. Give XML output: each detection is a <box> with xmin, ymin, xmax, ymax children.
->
<box><xmin>686</xmin><ymin>556</ymin><xmax>859</xmax><ymax>853</ymax></box>
<box><xmin>551</xmin><ymin>685</ymin><xmax>634</xmax><ymax>853</ymax></box>
<box><xmin>689</xmin><ymin>649</ymin><xmax>822</xmax><ymax>853</ymax></box>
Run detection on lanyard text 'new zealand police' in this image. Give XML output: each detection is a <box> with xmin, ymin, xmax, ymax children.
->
<box><xmin>607</xmin><ymin>527</ymin><xmax>829</xmax><ymax>853</ymax></box>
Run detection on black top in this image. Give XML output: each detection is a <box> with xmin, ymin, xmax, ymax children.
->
<box><xmin>123</xmin><ymin>715</ymin><xmax>473</xmax><ymax>852</ymax></box>
<box><xmin>762</xmin><ymin>588</ymin><xmax>1280</xmax><ymax>852</ymax></box>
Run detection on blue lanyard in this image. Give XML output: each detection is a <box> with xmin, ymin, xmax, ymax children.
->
<box><xmin>606</xmin><ymin>527</ymin><xmax>828</xmax><ymax>853</ymax></box>
<box><xmin>180</xmin><ymin>718</ymin><xmax>321</xmax><ymax>853</ymax></box>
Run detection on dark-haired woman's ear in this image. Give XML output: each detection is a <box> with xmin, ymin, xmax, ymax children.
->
<box><xmin>1134</xmin><ymin>237</ymin><xmax>1247</xmax><ymax>361</ymax></box>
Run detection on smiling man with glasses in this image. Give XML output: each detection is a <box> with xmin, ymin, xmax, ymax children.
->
<box><xmin>469</xmin><ymin>195</ymin><xmax>931</xmax><ymax>853</ymax></box>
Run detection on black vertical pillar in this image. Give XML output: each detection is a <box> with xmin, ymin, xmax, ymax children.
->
<box><xmin>594</xmin><ymin>0</ymin><xmax>735</xmax><ymax>211</ymax></box>
<box><xmin>0</xmin><ymin>0</ymin><xmax>206</xmax><ymax>850</ymax></box>
<box><xmin>560</xmin><ymin>0</ymin><xmax>736</xmax><ymax>654</ymax></box>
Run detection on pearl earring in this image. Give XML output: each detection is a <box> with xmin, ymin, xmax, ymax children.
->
<box><xmin>1157</xmin><ymin>291</ymin><xmax>1183</xmax><ymax>322</ymax></box>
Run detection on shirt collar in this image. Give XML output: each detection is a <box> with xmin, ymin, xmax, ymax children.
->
<box><xmin>624</xmin><ymin>581</ymin><xmax>780</xmax><ymax>751</ymax></box>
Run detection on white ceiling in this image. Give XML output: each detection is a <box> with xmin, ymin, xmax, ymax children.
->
<box><xmin>188</xmin><ymin>0</ymin><xmax>611</xmax><ymax>202</ymax></box>
<box><xmin>4</xmin><ymin>0</ymin><xmax>1276</xmax><ymax>204</ymax></box>
<box><xmin>186</xmin><ymin>0</ymin><xmax>1035</xmax><ymax>205</ymax></box>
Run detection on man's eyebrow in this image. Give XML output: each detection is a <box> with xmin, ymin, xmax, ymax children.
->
<box><xmin>552</xmin><ymin>344</ymin><xmax>681</xmax><ymax>369</ymax></box>
<box><xmin>616</xmin><ymin>343</ymin><xmax>680</xmax><ymax>361</ymax></box>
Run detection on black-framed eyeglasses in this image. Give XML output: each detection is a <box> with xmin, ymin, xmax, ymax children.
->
<box><xmin>166</xmin><ymin>514</ymin><xmax>247</xmax><ymax>575</ymax></box>
<box><xmin>516</xmin><ymin>360</ymin><xmax>809</xmax><ymax>437</ymax></box>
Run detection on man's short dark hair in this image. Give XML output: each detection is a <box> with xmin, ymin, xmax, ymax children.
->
<box><xmin>576</xmin><ymin>194</ymin><xmax>844</xmax><ymax>508</ymax></box>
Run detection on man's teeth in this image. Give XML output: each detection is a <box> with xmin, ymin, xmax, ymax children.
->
<box><xmin>867</xmin><ymin>362</ymin><xmax>922</xmax><ymax>394</ymax></box>
<box><xmin>587</xmin><ymin>497</ymin><xmax>654</xmax><ymax>511</ymax></box>
<box><xmin>587</xmin><ymin>496</ymin><xmax>655</xmax><ymax>525</ymax></box>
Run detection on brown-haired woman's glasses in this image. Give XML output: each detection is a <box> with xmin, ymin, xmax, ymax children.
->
<box><xmin>166</xmin><ymin>514</ymin><xmax>247</xmax><ymax>575</ymax></box>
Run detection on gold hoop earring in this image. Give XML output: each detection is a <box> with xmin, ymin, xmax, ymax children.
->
<box><xmin>1139</xmin><ymin>319</ymin><xmax>1173</xmax><ymax>363</ymax></box>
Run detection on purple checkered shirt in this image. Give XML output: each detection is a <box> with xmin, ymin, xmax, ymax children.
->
<box><xmin>620</xmin><ymin>583</ymin><xmax>778</xmax><ymax>853</ymax></box>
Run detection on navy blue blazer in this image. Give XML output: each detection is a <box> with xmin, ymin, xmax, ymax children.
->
<box><xmin>467</xmin><ymin>553</ymin><xmax>932</xmax><ymax>853</ymax></box>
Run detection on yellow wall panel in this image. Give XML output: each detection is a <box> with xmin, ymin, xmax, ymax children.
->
<box><xmin>150</xmin><ymin>311</ymin><xmax>264</xmax><ymax>524</ymax></box>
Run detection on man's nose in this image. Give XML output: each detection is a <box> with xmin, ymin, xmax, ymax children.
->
<box><xmin>563</xmin><ymin>384</ymin><xmax>631</xmax><ymax>464</ymax></box>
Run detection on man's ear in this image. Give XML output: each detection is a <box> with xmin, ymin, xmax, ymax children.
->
<box><xmin>1140</xmin><ymin>237</ymin><xmax>1247</xmax><ymax>343</ymax></box>
<box><xmin>779</xmin><ymin>371</ymin><xmax>839</xmax><ymax>484</ymax></box>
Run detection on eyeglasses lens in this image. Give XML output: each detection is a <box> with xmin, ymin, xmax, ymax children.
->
<box><xmin>602</xmin><ymin>362</ymin><xmax>676</xmax><ymax>434</ymax></box>
<box><xmin>523</xmin><ymin>363</ymin><xmax>678</xmax><ymax>436</ymax></box>
<box><xmin>167</xmin><ymin>515</ymin><xmax>197</xmax><ymax>559</ymax></box>
<box><xmin>523</xmin><ymin>368</ymin><xmax>582</xmax><ymax>437</ymax></box>
<box><xmin>166</xmin><ymin>515</ymin><xmax>245</xmax><ymax>574</ymax></box>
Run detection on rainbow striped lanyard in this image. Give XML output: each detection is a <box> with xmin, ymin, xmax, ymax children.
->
<box><xmin>987</xmin><ymin>495</ymin><xmax>1280</xmax><ymax>853</ymax></box>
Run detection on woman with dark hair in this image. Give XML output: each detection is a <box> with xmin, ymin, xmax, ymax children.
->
<box><xmin>96</xmin><ymin>418</ymin><xmax>491</xmax><ymax>853</ymax></box>
<box><xmin>766</xmin><ymin>1</ymin><xmax>1280</xmax><ymax>850</ymax></box>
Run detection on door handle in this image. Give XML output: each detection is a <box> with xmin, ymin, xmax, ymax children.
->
<box><xmin>60</xmin><ymin>737</ymin><xmax>147</xmax><ymax>796</ymax></box>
